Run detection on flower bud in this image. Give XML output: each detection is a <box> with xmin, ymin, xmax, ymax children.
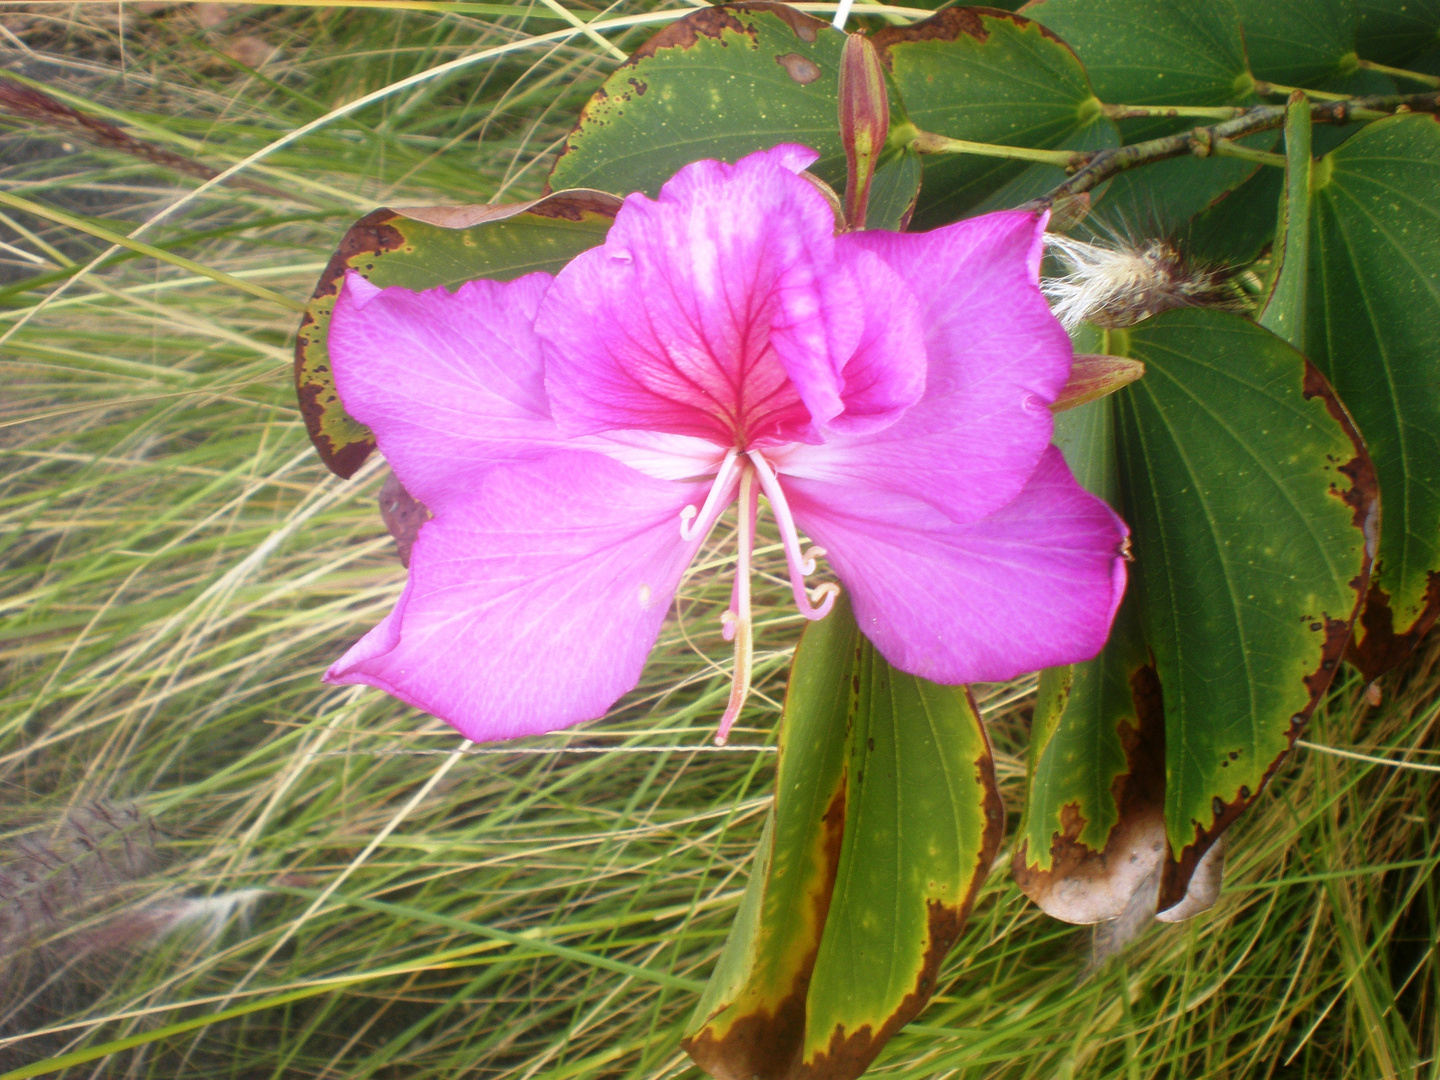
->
<box><xmin>1051</xmin><ymin>354</ymin><xmax>1146</xmax><ymax>412</ymax></box>
<box><xmin>838</xmin><ymin>32</ymin><xmax>889</xmax><ymax>230</ymax></box>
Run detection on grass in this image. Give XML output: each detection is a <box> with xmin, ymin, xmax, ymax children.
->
<box><xmin>1</xmin><ymin>2</ymin><xmax>1438</xmax><ymax>1077</ymax></box>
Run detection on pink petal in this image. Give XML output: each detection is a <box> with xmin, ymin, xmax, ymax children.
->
<box><xmin>825</xmin><ymin>245</ymin><xmax>928</xmax><ymax>435</ymax></box>
<box><xmin>537</xmin><ymin>145</ymin><xmax>921</xmax><ymax>449</ymax></box>
<box><xmin>786</xmin><ymin>446</ymin><xmax>1128</xmax><ymax>684</ymax></box>
<box><xmin>777</xmin><ymin>210</ymin><xmax>1072</xmax><ymax>525</ymax></box>
<box><xmin>328</xmin><ymin>271</ymin><xmax>565</xmax><ymax>512</ymax></box>
<box><xmin>326</xmin><ymin>451</ymin><xmax>709</xmax><ymax>742</ymax></box>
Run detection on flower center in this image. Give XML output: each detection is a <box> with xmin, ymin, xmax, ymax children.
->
<box><xmin>678</xmin><ymin>449</ymin><xmax>840</xmax><ymax>745</ymax></box>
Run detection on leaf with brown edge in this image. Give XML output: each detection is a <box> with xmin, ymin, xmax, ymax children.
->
<box><xmin>684</xmin><ymin>596</ymin><xmax>1002</xmax><ymax>1080</ymax></box>
<box><xmin>871</xmin><ymin>6</ymin><xmax>1119</xmax><ymax>229</ymax></box>
<box><xmin>1110</xmin><ymin>312</ymin><xmax>1377</xmax><ymax>913</ymax></box>
<box><xmin>1016</xmin><ymin>389</ymin><xmax>1170</xmax><ymax>927</ymax></box>
<box><xmin>1304</xmin><ymin>115</ymin><xmax>1440</xmax><ymax>681</ymax></box>
<box><xmin>293</xmin><ymin>190</ymin><xmax>621</xmax><ymax>478</ymax></box>
<box><xmin>1014</xmin><ymin>598</ymin><xmax>1166</xmax><ymax>924</ymax></box>
<box><xmin>795</xmin><ymin>635</ymin><xmax>1002</xmax><ymax>1080</ymax></box>
<box><xmin>683</xmin><ymin>595</ymin><xmax>854</xmax><ymax>1080</ymax></box>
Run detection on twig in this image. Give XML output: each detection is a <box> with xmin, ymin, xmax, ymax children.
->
<box><xmin>1029</xmin><ymin>90</ymin><xmax>1440</xmax><ymax>208</ymax></box>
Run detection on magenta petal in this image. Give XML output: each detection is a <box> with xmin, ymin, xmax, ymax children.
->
<box><xmin>328</xmin><ymin>270</ymin><xmax>564</xmax><ymax>512</ymax></box>
<box><xmin>786</xmin><ymin>446</ymin><xmax>1128</xmax><ymax>684</ymax></box>
<box><xmin>538</xmin><ymin>146</ymin><xmax>877</xmax><ymax>448</ymax></box>
<box><xmin>326</xmin><ymin>451</ymin><xmax>708</xmax><ymax>742</ymax></box>
<box><xmin>827</xmin><ymin>245</ymin><xmax>927</xmax><ymax>434</ymax></box>
<box><xmin>779</xmin><ymin>210</ymin><xmax>1071</xmax><ymax>524</ymax></box>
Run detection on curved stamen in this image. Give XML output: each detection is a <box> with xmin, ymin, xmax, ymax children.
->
<box><xmin>716</xmin><ymin>466</ymin><xmax>756</xmax><ymax>746</ymax></box>
<box><xmin>746</xmin><ymin>450</ymin><xmax>840</xmax><ymax>620</ymax></box>
<box><xmin>680</xmin><ymin>449</ymin><xmax>741</xmax><ymax>542</ymax></box>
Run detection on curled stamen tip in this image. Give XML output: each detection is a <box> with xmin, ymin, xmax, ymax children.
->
<box><xmin>713</xmin><ymin>731</ymin><xmax>729</xmax><ymax>747</ymax></box>
<box><xmin>800</xmin><ymin>545</ymin><xmax>827</xmax><ymax>575</ymax></box>
<box><xmin>805</xmin><ymin>582</ymin><xmax>841</xmax><ymax>620</ymax></box>
<box><xmin>678</xmin><ymin>505</ymin><xmax>699</xmax><ymax>539</ymax></box>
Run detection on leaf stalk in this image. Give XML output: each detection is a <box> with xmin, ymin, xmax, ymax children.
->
<box><xmin>909</xmin><ymin>130</ymin><xmax>1083</xmax><ymax>167</ymax></box>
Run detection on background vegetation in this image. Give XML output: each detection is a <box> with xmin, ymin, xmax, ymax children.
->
<box><xmin>1</xmin><ymin>2</ymin><xmax>1437</xmax><ymax>1076</ymax></box>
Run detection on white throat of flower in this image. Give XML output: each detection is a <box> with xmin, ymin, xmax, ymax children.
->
<box><xmin>679</xmin><ymin>448</ymin><xmax>840</xmax><ymax>745</ymax></box>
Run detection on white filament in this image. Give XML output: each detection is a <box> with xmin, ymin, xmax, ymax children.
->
<box><xmin>747</xmin><ymin>450</ymin><xmax>840</xmax><ymax>620</ymax></box>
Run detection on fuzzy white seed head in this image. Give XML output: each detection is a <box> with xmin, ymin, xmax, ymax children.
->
<box><xmin>1042</xmin><ymin>234</ymin><xmax>1244</xmax><ymax>331</ymax></box>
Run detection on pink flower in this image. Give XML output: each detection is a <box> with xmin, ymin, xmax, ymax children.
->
<box><xmin>324</xmin><ymin>145</ymin><xmax>1128</xmax><ymax>744</ymax></box>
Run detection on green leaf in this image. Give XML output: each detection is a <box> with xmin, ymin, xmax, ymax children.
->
<box><xmin>871</xmin><ymin>8</ymin><xmax>1119</xmax><ymax>229</ymax></box>
<box><xmin>1024</xmin><ymin>0</ymin><xmax>1254</xmax><ymax>106</ymax></box>
<box><xmin>1027</xmin><ymin>0</ymin><xmax>1265</xmax><ymax>231</ymax></box>
<box><xmin>865</xmin><ymin>145</ymin><xmax>922</xmax><ymax>231</ymax></box>
<box><xmin>683</xmin><ymin>597</ymin><xmax>852</xmax><ymax>1080</ymax></box>
<box><xmin>1180</xmin><ymin>163</ymin><xmax>1283</xmax><ymax>266</ymax></box>
<box><xmin>1112</xmin><ymin>310</ymin><xmax>1376</xmax><ymax>908</ymax></box>
<box><xmin>685</xmin><ymin>597</ymin><xmax>1002</xmax><ymax>1080</ymax></box>
<box><xmin>549</xmin><ymin>6</ymin><xmax>844</xmax><ymax>195</ymax></box>
<box><xmin>293</xmin><ymin>192</ymin><xmax>618</xmax><ymax>478</ymax></box>
<box><xmin>1356</xmin><ymin>0</ymin><xmax>1440</xmax><ymax>64</ymax></box>
<box><xmin>800</xmin><ymin>612</ymin><xmax>1002</xmax><ymax>1077</ymax></box>
<box><xmin>1259</xmin><ymin>94</ymin><xmax>1313</xmax><ymax>345</ymax></box>
<box><xmin>1306</xmin><ymin>114</ymin><xmax>1440</xmax><ymax>678</ymax></box>
<box><xmin>1014</xmin><ymin>599</ymin><xmax>1165</xmax><ymax>924</ymax></box>
<box><xmin>1014</xmin><ymin>395</ymin><xmax>1167</xmax><ymax>924</ymax></box>
<box><xmin>1235</xmin><ymin>0</ymin><xmax>1360</xmax><ymax>87</ymax></box>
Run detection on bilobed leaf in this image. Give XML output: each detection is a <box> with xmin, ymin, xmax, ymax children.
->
<box><xmin>1025</xmin><ymin>0</ymin><xmax>1265</xmax><ymax>231</ymax></box>
<box><xmin>799</xmin><ymin>616</ymin><xmax>1002</xmax><ymax>1079</ymax></box>
<box><xmin>1181</xmin><ymin>164</ymin><xmax>1282</xmax><ymax>266</ymax></box>
<box><xmin>1014</xmin><ymin>395</ymin><xmax>1167</xmax><ymax>924</ymax></box>
<box><xmin>1112</xmin><ymin>310</ymin><xmax>1376</xmax><ymax>909</ymax></box>
<box><xmin>553</xmin><ymin>7</ymin><xmax>828</xmax><ymax>193</ymax></box>
<box><xmin>1023</xmin><ymin>0</ymin><xmax>1254</xmax><ymax>106</ymax></box>
<box><xmin>685</xmin><ymin>597</ymin><xmax>1002</xmax><ymax>1080</ymax></box>
<box><xmin>293</xmin><ymin>191</ymin><xmax>619</xmax><ymax>478</ymax></box>
<box><xmin>546</xmin><ymin>5</ymin><xmax>921</xmax><ymax>229</ymax></box>
<box><xmin>1235</xmin><ymin>0</ymin><xmax>1359</xmax><ymax>88</ymax></box>
<box><xmin>1356</xmin><ymin>0</ymin><xmax>1440</xmax><ymax>65</ymax></box>
<box><xmin>683</xmin><ymin>598</ymin><xmax>853</xmax><ymax>1080</ymax></box>
<box><xmin>871</xmin><ymin>8</ymin><xmax>1119</xmax><ymax>229</ymax></box>
<box><xmin>1306</xmin><ymin>114</ymin><xmax>1440</xmax><ymax>679</ymax></box>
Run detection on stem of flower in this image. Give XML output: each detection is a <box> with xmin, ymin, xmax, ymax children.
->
<box><xmin>715</xmin><ymin>466</ymin><xmax>755</xmax><ymax>747</ymax></box>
